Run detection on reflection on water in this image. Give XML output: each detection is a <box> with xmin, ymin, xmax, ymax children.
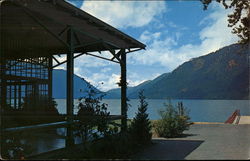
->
<box><xmin>14</xmin><ymin>127</ymin><xmax>84</xmax><ymax>157</ymax></box>
<box><xmin>21</xmin><ymin>128</ymin><xmax>65</xmax><ymax>156</ymax></box>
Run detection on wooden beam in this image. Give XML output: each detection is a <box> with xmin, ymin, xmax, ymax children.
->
<box><xmin>52</xmin><ymin>56</ymin><xmax>60</xmax><ymax>64</ymax></box>
<box><xmin>73</xmin><ymin>31</ymin><xmax>81</xmax><ymax>45</ymax></box>
<box><xmin>52</xmin><ymin>53</ymin><xmax>84</xmax><ymax>68</ymax></box>
<box><xmin>53</xmin><ymin>51</ymin><xmax>120</xmax><ymax>68</ymax></box>
<box><xmin>125</xmin><ymin>48</ymin><xmax>144</xmax><ymax>54</ymax></box>
<box><xmin>2</xmin><ymin>121</ymin><xmax>69</xmax><ymax>134</ymax></box>
<box><xmin>74</xmin><ymin>40</ymin><xmax>102</xmax><ymax>49</ymax></box>
<box><xmin>58</xmin><ymin>26</ymin><xmax>69</xmax><ymax>37</ymax></box>
<box><xmin>6</xmin><ymin>81</ymin><xmax>48</xmax><ymax>86</ymax></box>
<box><xmin>102</xmin><ymin>43</ymin><xmax>121</xmax><ymax>62</ymax></box>
<box><xmin>83</xmin><ymin>52</ymin><xmax>119</xmax><ymax>64</ymax></box>
<box><xmin>6</xmin><ymin>58</ymin><xmax>49</xmax><ymax>70</ymax></box>
<box><xmin>4</xmin><ymin>75</ymin><xmax>48</xmax><ymax>81</ymax></box>
<box><xmin>111</xmin><ymin>49</ymin><xmax>122</xmax><ymax>61</ymax></box>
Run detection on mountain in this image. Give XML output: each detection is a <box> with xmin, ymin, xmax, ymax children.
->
<box><xmin>52</xmin><ymin>69</ymin><xmax>101</xmax><ymax>98</ymax></box>
<box><xmin>105</xmin><ymin>43</ymin><xmax>249</xmax><ymax>99</ymax></box>
<box><xmin>104</xmin><ymin>73</ymin><xmax>170</xmax><ymax>99</ymax></box>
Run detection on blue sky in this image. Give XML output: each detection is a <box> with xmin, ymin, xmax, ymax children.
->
<box><xmin>57</xmin><ymin>0</ymin><xmax>238</xmax><ymax>91</ymax></box>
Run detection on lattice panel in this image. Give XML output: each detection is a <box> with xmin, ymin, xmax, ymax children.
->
<box><xmin>0</xmin><ymin>57</ymin><xmax>51</xmax><ymax>109</ymax></box>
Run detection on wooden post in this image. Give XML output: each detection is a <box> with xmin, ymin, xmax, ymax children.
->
<box><xmin>48</xmin><ymin>56</ymin><xmax>53</xmax><ymax>101</ymax></box>
<box><xmin>0</xmin><ymin>57</ymin><xmax>6</xmax><ymax>156</ymax></box>
<box><xmin>34</xmin><ymin>82</ymin><xmax>39</xmax><ymax>108</ymax></box>
<box><xmin>66</xmin><ymin>26</ymin><xmax>74</xmax><ymax>147</ymax></box>
<box><xmin>18</xmin><ymin>84</ymin><xmax>21</xmax><ymax>108</ymax></box>
<box><xmin>120</xmin><ymin>49</ymin><xmax>127</xmax><ymax>132</ymax></box>
<box><xmin>0</xmin><ymin>57</ymin><xmax>7</xmax><ymax>122</ymax></box>
<box><xmin>0</xmin><ymin>58</ymin><xmax>6</xmax><ymax>110</ymax></box>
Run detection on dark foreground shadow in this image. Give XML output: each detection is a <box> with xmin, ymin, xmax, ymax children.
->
<box><xmin>132</xmin><ymin>139</ymin><xmax>204</xmax><ymax>160</ymax></box>
<box><xmin>29</xmin><ymin>139</ymin><xmax>204</xmax><ymax>160</ymax></box>
<box><xmin>175</xmin><ymin>133</ymin><xmax>199</xmax><ymax>138</ymax></box>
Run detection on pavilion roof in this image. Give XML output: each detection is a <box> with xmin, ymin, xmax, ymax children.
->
<box><xmin>1</xmin><ymin>0</ymin><xmax>146</xmax><ymax>59</ymax></box>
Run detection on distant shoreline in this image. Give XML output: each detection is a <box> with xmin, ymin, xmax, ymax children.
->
<box><xmin>192</xmin><ymin>122</ymin><xmax>224</xmax><ymax>124</ymax></box>
<box><xmin>54</xmin><ymin>97</ymin><xmax>250</xmax><ymax>100</ymax></box>
<box><xmin>149</xmin><ymin>120</ymin><xmax>225</xmax><ymax>125</ymax></box>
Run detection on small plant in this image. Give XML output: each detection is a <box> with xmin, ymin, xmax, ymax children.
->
<box><xmin>154</xmin><ymin>100</ymin><xmax>191</xmax><ymax>138</ymax></box>
<box><xmin>74</xmin><ymin>86</ymin><xmax>153</xmax><ymax>159</ymax></box>
<box><xmin>129</xmin><ymin>90</ymin><xmax>152</xmax><ymax>145</ymax></box>
<box><xmin>21</xmin><ymin>95</ymin><xmax>58</xmax><ymax>115</ymax></box>
<box><xmin>2</xmin><ymin>95</ymin><xmax>59</xmax><ymax>128</ymax></box>
<box><xmin>1</xmin><ymin>133</ymin><xmax>33</xmax><ymax>160</ymax></box>
<box><xmin>84</xmin><ymin>132</ymin><xmax>135</xmax><ymax>159</ymax></box>
<box><xmin>75</xmin><ymin>84</ymin><xmax>118</xmax><ymax>146</ymax></box>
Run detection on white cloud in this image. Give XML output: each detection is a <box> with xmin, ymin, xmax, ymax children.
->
<box><xmin>128</xmin><ymin>79</ymin><xmax>146</xmax><ymax>87</ymax></box>
<box><xmin>127</xmin><ymin>72</ymin><xmax>162</xmax><ymax>87</ymax></box>
<box><xmin>129</xmin><ymin>32</ymin><xmax>179</xmax><ymax>69</ymax></box>
<box><xmin>101</xmin><ymin>67</ymin><xmax>112</xmax><ymax>73</ymax></box>
<box><xmin>139</xmin><ymin>31</ymin><xmax>162</xmax><ymax>43</ymax></box>
<box><xmin>54</xmin><ymin>66</ymin><xmax>65</xmax><ymax>70</ymax></box>
<box><xmin>86</xmin><ymin>73</ymin><xmax>121</xmax><ymax>92</ymax></box>
<box><xmin>81</xmin><ymin>1</ymin><xmax>166</xmax><ymax>28</ymax></box>
<box><xmin>129</xmin><ymin>4</ymin><xmax>239</xmax><ymax>71</ymax></box>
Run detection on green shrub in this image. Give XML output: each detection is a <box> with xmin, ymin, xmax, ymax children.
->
<box><xmin>1</xmin><ymin>133</ymin><xmax>34</xmax><ymax>159</ymax></box>
<box><xmin>3</xmin><ymin>95</ymin><xmax>60</xmax><ymax>128</ymax></box>
<box><xmin>75</xmin><ymin>85</ymin><xmax>112</xmax><ymax>142</ymax></box>
<box><xmin>129</xmin><ymin>90</ymin><xmax>152</xmax><ymax>145</ymax></box>
<box><xmin>76</xmin><ymin>90</ymin><xmax>152</xmax><ymax>159</ymax></box>
<box><xmin>84</xmin><ymin>132</ymin><xmax>136</xmax><ymax>159</ymax></box>
<box><xmin>154</xmin><ymin>100</ymin><xmax>191</xmax><ymax>138</ymax></box>
<box><xmin>21</xmin><ymin>94</ymin><xmax>59</xmax><ymax>115</ymax></box>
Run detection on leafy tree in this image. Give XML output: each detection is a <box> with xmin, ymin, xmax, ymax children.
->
<box><xmin>129</xmin><ymin>90</ymin><xmax>152</xmax><ymax>144</ymax></box>
<box><xmin>201</xmin><ymin>0</ymin><xmax>250</xmax><ymax>43</ymax></box>
<box><xmin>154</xmin><ymin>100</ymin><xmax>191</xmax><ymax>138</ymax></box>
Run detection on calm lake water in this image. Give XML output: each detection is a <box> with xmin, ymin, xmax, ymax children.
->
<box><xmin>55</xmin><ymin>99</ymin><xmax>250</xmax><ymax>123</ymax></box>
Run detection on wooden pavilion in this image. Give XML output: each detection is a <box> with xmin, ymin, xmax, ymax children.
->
<box><xmin>0</xmin><ymin>0</ymin><xmax>145</xmax><ymax>152</ymax></box>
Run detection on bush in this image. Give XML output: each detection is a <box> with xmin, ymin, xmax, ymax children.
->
<box><xmin>21</xmin><ymin>94</ymin><xmax>59</xmax><ymax>115</ymax></box>
<box><xmin>1</xmin><ymin>133</ymin><xmax>34</xmax><ymax>159</ymax></box>
<box><xmin>74</xmin><ymin>84</ymin><xmax>119</xmax><ymax>146</ymax></box>
<box><xmin>129</xmin><ymin>90</ymin><xmax>152</xmax><ymax>145</ymax></box>
<box><xmin>2</xmin><ymin>95</ymin><xmax>60</xmax><ymax>128</ymax></box>
<box><xmin>75</xmin><ymin>90</ymin><xmax>152</xmax><ymax>159</ymax></box>
<box><xmin>83</xmin><ymin>132</ymin><xmax>136</xmax><ymax>159</ymax></box>
<box><xmin>154</xmin><ymin>100</ymin><xmax>192</xmax><ymax>138</ymax></box>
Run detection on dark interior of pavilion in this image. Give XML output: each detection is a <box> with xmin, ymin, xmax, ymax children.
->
<box><xmin>1</xmin><ymin>0</ymin><xmax>145</xmax><ymax>159</ymax></box>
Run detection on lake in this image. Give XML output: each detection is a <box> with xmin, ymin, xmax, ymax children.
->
<box><xmin>55</xmin><ymin>99</ymin><xmax>250</xmax><ymax>123</ymax></box>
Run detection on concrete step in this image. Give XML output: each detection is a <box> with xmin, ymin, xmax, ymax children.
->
<box><xmin>238</xmin><ymin>116</ymin><xmax>250</xmax><ymax>124</ymax></box>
